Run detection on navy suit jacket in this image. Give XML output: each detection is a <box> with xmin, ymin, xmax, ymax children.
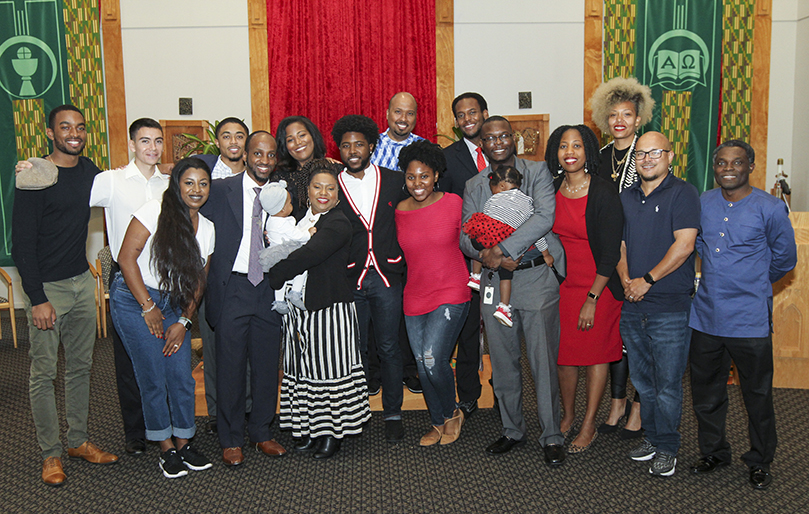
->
<box><xmin>194</xmin><ymin>153</ymin><xmax>218</xmax><ymax>171</ymax></box>
<box><xmin>441</xmin><ymin>139</ymin><xmax>479</xmax><ymax>197</ymax></box>
<box><xmin>200</xmin><ymin>173</ymin><xmax>253</xmax><ymax>327</ymax></box>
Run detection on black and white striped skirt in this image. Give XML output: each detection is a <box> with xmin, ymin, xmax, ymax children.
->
<box><xmin>279</xmin><ymin>301</ymin><xmax>371</xmax><ymax>438</ymax></box>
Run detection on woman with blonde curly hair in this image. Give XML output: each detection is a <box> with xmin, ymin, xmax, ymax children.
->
<box><xmin>588</xmin><ymin>77</ymin><xmax>653</xmax><ymax>439</ymax></box>
<box><xmin>589</xmin><ymin>77</ymin><xmax>654</xmax><ymax>193</ymax></box>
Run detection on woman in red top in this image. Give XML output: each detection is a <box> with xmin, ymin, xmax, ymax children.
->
<box><xmin>395</xmin><ymin>140</ymin><xmax>471</xmax><ymax>446</ymax></box>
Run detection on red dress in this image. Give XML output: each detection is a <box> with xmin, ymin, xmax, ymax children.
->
<box><xmin>554</xmin><ymin>192</ymin><xmax>622</xmax><ymax>366</ymax></box>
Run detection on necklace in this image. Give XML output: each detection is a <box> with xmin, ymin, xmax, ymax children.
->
<box><xmin>563</xmin><ymin>175</ymin><xmax>590</xmax><ymax>194</ymax></box>
<box><xmin>611</xmin><ymin>144</ymin><xmax>629</xmax><ymax>181</ymax></box>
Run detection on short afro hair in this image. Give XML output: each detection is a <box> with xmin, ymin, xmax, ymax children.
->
<box><xmin>713</xmin><ymin>139</ymin><xmax>755</xmax><ymax>164</ymax></box>
<box><xmin>589</xmin><ymin>77</ymin><xmax>655</xmax><ymax>134</ymax></box>
<box><xmin>331</xmin><ymin>115</ymin><xmax>379</xmax><ymax>149</ymax></box>
<box><xmin>48</xmin><ymin>105</ymin><xmax>82</xmax><ymax>129</ymax></box>
<box><xmin>302</xmin><ymin>158</ymin><xmax>342</xmax><ymax>185</ymax></box>
<box><xmin>398</xmin><ymin>140</ymin><xmax>447</xmax><ymax>176</ymax></box>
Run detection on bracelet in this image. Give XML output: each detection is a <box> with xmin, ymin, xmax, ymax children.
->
<box><xmin>587</xmin><ymin>291</ymin><xmax>599</xmax><ymax>301</ymax></box>
<box><xmin>141</xmin><ymin>302</ymin><xmax>156</xmax><ymax>317</ymax></box>
<box><xmin>178</xmin><ymin>317</ymin><xmax>192</xmax><ymax>331</ymax></box>
<box><xmin>140</xmin><ymin>297</ymin><xmax>153</xmax><ymax>307</ymax></box>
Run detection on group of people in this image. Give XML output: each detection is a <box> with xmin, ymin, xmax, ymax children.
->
<box><xmin>13</xmin><ymin>81</ymin><xmax>796</xmax><ymax>491</ymax></box>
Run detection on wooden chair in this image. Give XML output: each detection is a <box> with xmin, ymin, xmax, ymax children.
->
<box><xmin>97</xmin><ymin>246</ymin><xmax>113</xmax><ymax>338</ymax></box>
<box><xmin>0</xmin><ymin>268</ymin><xmax>18</xmax><ymax>348</ymax></box>
<box><xmin>88</xmin><ymin>261</ymin><xmax>103</xmax><ymax>338</ymax></box>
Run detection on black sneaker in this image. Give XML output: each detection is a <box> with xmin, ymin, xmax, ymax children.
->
<box><xmin>159</xmin><ymin>449</ymin><xmax>188</xmax><ymax>479</ymax></box>
<box><xmin>385</xmin><ymin>419</ymin><xmax>404</xmax><ymax>442</ymax></box>
<box><xmin>368</xmin><ymin>379</ymin><xmax>381</xmax><ymax>396</ymax></box>
<box><xmin>458</xmin><ymin>400</ymin><xmax>478</xmax><ymax>420</ymax></box>
<box><xmin>178</xmin><ymin>443</ymin><xmax>213</xmax><ymax>471</ymax></box>
<box><xmin>404</xmin><ymin>376</ymin><xmax>423</xmax><ymax>394</ymax></box>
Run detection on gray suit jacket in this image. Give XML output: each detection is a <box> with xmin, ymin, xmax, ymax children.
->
<box><xmin>460</xmin><ymin>157</ymin><xmax>566</xmax><ymax>281</ymax></box>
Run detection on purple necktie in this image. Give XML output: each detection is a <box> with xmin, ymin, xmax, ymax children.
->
<box><xmin>248</xmin><ymin>187</ymin><xmax>264</xmax><ymax>286</ymax></box>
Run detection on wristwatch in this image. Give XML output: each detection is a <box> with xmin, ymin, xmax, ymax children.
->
<box><xmin>643</xmin><ymin>272</ymin><xmax>656</xmax><ymax>286</ymax></box>
<box><xmin>587</xmin><ymin>291</ymin><xmax>599</xmax><ymax>301</ymax></box>
<box><xmin>178</xmin><ymin>317</ymin><xmax>192</xmax><ymax>331</ymax></box>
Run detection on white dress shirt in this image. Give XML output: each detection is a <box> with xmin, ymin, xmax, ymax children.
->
<box><xmin>339</xmin><ymin>164</ymin><xmax>378</xmax><ymax>225</ymax></box>
<box><xmin>232</xmin><ymin>172</ymin><xmax>270</xmax><ymax>274</ymax></box>
<box><xmin>89</xmin><ymin>160</ymin><xmax>170</xmax><ymax>261</ymax></box>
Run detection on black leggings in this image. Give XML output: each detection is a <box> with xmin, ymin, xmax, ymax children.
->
<box><xmin>609</xmin><ymin>352</ymin><xmax>640</xmax><ymax>403</ymax></box>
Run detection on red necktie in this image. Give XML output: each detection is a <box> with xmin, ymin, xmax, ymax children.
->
<box><xmin>476</xmin><ymin>147</ymin><xmax>486</xmax><ymax>172</ymax></box>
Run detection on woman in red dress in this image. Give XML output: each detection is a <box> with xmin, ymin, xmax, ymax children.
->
<box><xmin>546</xmin><ymin>124</ymin><xmax>624</xmax><ymax>453</ymax></box>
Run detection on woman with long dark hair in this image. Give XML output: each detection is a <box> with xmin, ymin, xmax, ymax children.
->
<box><xmin>269</xmin><ymin>159</ymin><xmax>370</xmax><ymax>460</ymax></box>
<box><xmin>272</xmin><ymin>116</ymin><xmax>327</xmax><ymax>214</ymax></box>
<box><xmin>546</xmin><ymin>125</ymin><xmax>623</xmax><ymax>453</ymax></box>
<box><xmin>110</xmin><ymin>157</ymin><xmax>215</xmax><ymax>478</ymax></box>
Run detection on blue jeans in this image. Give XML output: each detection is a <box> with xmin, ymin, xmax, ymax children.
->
<box><xmin>354</xmin><ymin>269</ymin><xmax>403</xmax><ymax>419</ymax></box>
<box><xmin>110</xmin><ymin>273</ymin><xmax>196</xmax><ymax>441</ymax></box>
<box><xmin>405</xmin><ymin>302</ymin><xmax>469</xmax><ymax>426</ymax></box>
<box><xmin>620</xmin><ymin>310</ymin><xmax>690</xmax><ymax>455</ymax></box>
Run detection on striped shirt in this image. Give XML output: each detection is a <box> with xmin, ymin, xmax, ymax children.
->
<box><xmin>484</xmin><ymin>189</ymin><xmax>548</xmax><ymax>252</ymax></box>
<box><xmin>369</xmin><ymin>130</ymin><xmax>423</xmax><ymax>171</ymax></box>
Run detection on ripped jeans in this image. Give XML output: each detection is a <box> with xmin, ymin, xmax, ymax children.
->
<box><xmin>405</xmin><ymin>302</ymin><xmax>469</xmax><ymax>426</ymax></box>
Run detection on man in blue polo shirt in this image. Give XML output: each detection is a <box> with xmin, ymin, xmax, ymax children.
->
<box><xmin>370</xmin><ymin>92</ymin><xmax>424</xmax><ymax>171</ymax></box>
<box><xmin>617</xmin><ymin>131</ymin><xmax>700</xmax><ymax>477</ymax></box>
<box><xmin>688</xmin><ymin>140</ymin><xmax>796</xmax><ymax>490</ymax></box>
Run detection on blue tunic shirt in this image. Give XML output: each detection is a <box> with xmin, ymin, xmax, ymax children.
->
<box><xmin>620</xmin><ymin>173</ymin><xmax>701</xmax><ymax>313</ymax></box>
<box><xmin>370</xmin><ymin>130</ymin><xmax>423</xmax><ymax>171</ymax></box>
<box><xmin>689</xmin><ymin>187</ymin><xmax>797</xmax><ymax>338</ymax></box>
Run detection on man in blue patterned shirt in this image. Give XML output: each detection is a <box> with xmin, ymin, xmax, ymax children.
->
<box><xmin>688</xmin><ymin>140</ymin><xmax>797</xmax><ymax>490</ymax></box>
<box><xmin>370</xmin><ymin>92</ymin><xmax>424</xmax><ymax>171</ymax></box>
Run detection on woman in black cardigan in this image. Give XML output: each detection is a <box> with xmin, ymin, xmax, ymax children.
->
<box><xmin>268</xmin><ymin>160</ymin><xmax>370</xmax><ymax>460</ymax></box>
<box><xmin>547</xmin><ymin>125</ymin><xmax>624</xmax><ymax>453</ymax></box>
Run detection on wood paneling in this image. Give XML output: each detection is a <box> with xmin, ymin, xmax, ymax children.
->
<box><xmin>750</xmin><ymin>0</ymin><xmax>772</xmax><ymax>191</ymax></box>
<box><xmin>583</xmin><ymin>0</ymin><xmax>602</xmax><ymax>135</ymax></box>
<box><xmin>436</xmin><ymin>0</ymin><xmax>454</xmax><ymax>147</ymax></box>
<box><xmin>100</xmin><ymin>0</ymin><xmax>128</xmax><ymax>168</ymax></box>
<box><xmin>247</xmin><ymin>0</ymin><xmax>271</xmax><ymax>132</ymax></box>
<box><xmin>507</xmin><ymin>114</ymin><xmax>550</xmax><ymax>163</ymax></box>
<box><xmin>773</xmin><ymin>212</ymin><xmax>809</xmax><ymax>388</ymax></box>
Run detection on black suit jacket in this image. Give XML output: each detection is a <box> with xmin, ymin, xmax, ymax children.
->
<box><xmin>441</xmin><ymin>139</ymin><xmax>479</xmax><ymax>197</ymax></box>
<box><xmin>553</xmin><ymin>173</ymin><xmax>624</xmax><ymax>300</ymax></box>
<box><xmin>337</xmin><ymin>165</ymin><xmax>407</xmax><ymax>289</ymax></box>
<box><xmin>268</xmin><ymin>208</ymin><xmax>354</xmax><ymax>311</ymax></box>
<box><xmin>194</xmin><ymin>154</ymin><xmax>219</xmax><ymax>173</ymax></box>
<box><xmin>200</xmin><ymin>173</ymin><xmax>255</xmax><ymax>327</ymax></box>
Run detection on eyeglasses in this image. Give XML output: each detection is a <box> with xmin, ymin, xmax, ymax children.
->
<box><xmin>634</xmin><ymin>149</ymin><xmax>671</xmax><ymax>160</ymax></box>
<box><xmin>481</xmin><ymin>133</ymin><xmax>513</xmax><ymax>144</ymax></box>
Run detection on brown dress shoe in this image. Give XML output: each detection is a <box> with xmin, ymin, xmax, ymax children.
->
<box><xmin>42</xmin><ymin>457</ymin><xmax>66</xmax><ymax>486</ymax></box>
<box><xmin>222</xmin><ymin>447</ymin><xmax>244</xmax><ymax>466</ymax></box>
<box><xmin>67</xmin><ymin>441</ymin><xmax>119</xmax><ymax>465</ymax></box>
<box><xmin>253</xmin><ymin>440</ymin><xmax>286</xmax><ymax>457</ymax></box>
<box><xmin>441</xmin><ymin>408</ymin><xmax>465</xmax><ymax>445</ymax></box>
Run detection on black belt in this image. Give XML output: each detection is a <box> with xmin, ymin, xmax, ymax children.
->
<box><xmin>515</xmin><ymin>256</ymin><xmax>545</xmax><ymax>270</ymax></box>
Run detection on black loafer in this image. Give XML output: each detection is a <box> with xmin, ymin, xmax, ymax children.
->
<box><xmin>690</xmin><ymin>455</ymin><xmax>729</xmax><ymax>475</ymax></box>
<box><xmin>749</xmin><ymin>467</ymin><xmax>772</xmax><ymax>489</ymax></box>
<box><xmin>125</xmin><ymin>438</ymin><xmax>146</xmax><ymax>456</ymax></box>
<box><xmin>294</xmin><ymin>437</ymin><xmax>319</xmax><ymax>452</ymax></box>
<box><xmin>486</xmin><ymin>436</ymin><xmax>526</xmax><ymax>455</ymax></box>
<box><xmin>205</xmin><ymin>418</ymin><xmax>218</xmax><ymax>435</ymax></box>
<box><xmin>313</xmin><ymin>436</ymin><xmax>341</xmax><ymax>460</ymax></box>
<box><xmin>543</xmin><ymin>444</ymin><xmax>566</xmax><ymax>467</ymax></box>
<box><xmin>385</xmin><ymin>419</ymin><xmax>405</xmax><ymax>442</ymax></box>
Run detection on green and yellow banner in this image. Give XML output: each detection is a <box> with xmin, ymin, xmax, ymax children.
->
<box><xmin>635</xmin><ymin>0</ymin><xmax>722</xmax><ymax>192</ymax></box>
<box><xmin>0</xmin><ymin>0</ymin><xmax>108</xmax><ymax>266</ymax></box>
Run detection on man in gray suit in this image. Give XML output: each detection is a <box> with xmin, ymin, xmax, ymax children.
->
<box><xmin>460</xmin><ymin>116</ymin><xmax>566</xmax><ymax>466</ymax></box>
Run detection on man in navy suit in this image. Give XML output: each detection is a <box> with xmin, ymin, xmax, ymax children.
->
<box><xmin>201</xmin><ymin>131</ymin><xmax>285</xmax><ymax>466</ymax></box>
<box><xmin>439</xmin><ymin>92</ymin><xmax>489</xmax><ymax>419</ymax></box>
<box><xmin>195</xmin><ymin>117</ymin><xmax>251</xmax><ymax>435</ymax></box>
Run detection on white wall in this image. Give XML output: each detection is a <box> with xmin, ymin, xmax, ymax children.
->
<box><xmin>454</xmin><ymin>1</ymin><xmax>584</xmax><ymax>127</ymax></box>
<box><xmin>790</xmin><ymin>1</ymin><xmax>809</xmax><ymax>210</ymax></box>
<box><xmin>119</xmin><ymin>0</ymin><xmax>252</xmax><ymax>130</ymax></box>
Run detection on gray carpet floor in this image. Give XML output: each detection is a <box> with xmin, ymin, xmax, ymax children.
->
<box><xmin>1</xmin><ymin>309</ymin><xmax>808</xmax><ymax>513</ymax></box>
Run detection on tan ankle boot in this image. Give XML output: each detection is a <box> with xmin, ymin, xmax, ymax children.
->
<box><xmin>420</xmin><ymin>425</ymin><xmax>443</xmax><ymax>446</ymax></box>
<box><xmin>441</xmin><ymin>408</ymin><xmax>465</xmax><ymax>445</ymax></box>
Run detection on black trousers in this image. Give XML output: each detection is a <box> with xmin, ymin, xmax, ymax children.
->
<box><xmin>215</xmin><ymin>275</ymin><xmax>281</xmax><ymax>447</ymax></box>
<box><xmin>454</xmin><ymin>290</ymin><xmax>482</xmax><ymax>403</ymax></box>
<box><xmin>109</xmin><ymin>262</ymin><xmax>146</xmax><ymax>442</ymax></box>
<box><xmin>690</xmin><ymin>330</ymin><xmax>777</xmax><ymax>470</ymax></box>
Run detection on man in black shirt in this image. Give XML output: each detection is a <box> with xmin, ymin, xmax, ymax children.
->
<box><xmin>12</xmin><ymin>105</ymin><xmax>118</xmax><ymax>487</ymax></box>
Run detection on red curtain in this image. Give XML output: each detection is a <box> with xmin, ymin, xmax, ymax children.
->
<box><xmin>266</xmin><ymin>0</ymin><xmax>437</xmax><ymax>158</ymax></box>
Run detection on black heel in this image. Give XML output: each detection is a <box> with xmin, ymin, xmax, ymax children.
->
<box><xmin>597</xmin><ymin>399</ymin><xmax>631</xmax><ymax>434</ymax></box>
